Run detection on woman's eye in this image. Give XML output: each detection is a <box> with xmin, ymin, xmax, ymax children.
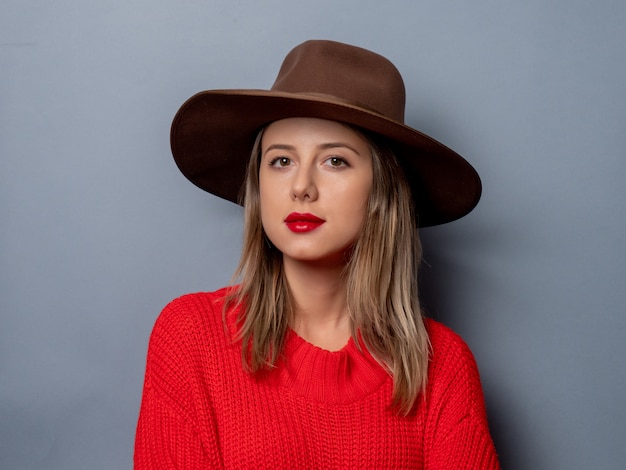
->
<box><xmin>325</xmin><ymin>156</ymin><xmax>348</xmax><ymax>168</ymax></box>
<box><xmin>269</xmin><ymin>157</ymin><xmax>291</xmax><ymax>167</ymax></box>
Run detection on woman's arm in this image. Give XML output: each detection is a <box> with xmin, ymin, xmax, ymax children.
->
<box><xmin>134</xmin><ymin>376</ymin><xmax>216</xmax><ymax>468</ymax></box>
<box><xmin>134</xmin><ymin>298</ymin><xmax>223</xmax><ymax>469</ymax></box>
<box><xmin>424</xmin><ymin>321</ymin><xmax>501</xmax><ymax>469</ymax></box>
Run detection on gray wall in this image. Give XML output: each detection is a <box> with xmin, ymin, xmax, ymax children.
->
<box><xmin>2</xmin><ymin>1</ymin><xmax>624</xmax><ymax>468</ymax></box>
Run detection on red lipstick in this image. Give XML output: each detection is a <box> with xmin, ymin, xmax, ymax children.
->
<box><xmin>284</xmin><ymin>212</ymin><xmax>325</xmax><ymax>233</ymax></box>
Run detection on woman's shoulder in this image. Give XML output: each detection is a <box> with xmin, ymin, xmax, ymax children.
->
<box><xmin>141</xmin><ymin>287</ymin><xmax>240</xmax><ymax>408</ymax></box>
<box><xmin>424</xmin><ymin>317</ymin><xmax>481</xmax><ymax>382</ymax></box>
<box><xmin>150</xmin><ymin>286</ymin><xmax>238</xmax><ymax>343</ymax></box>
<box><xmin>424</xmin><ymin>317</ymin><xmax>471</xmax><ymax>352</ymax></box>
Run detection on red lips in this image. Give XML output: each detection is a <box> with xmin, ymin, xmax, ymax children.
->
<box><xmin>284</xmin><ymin>212</ymin><xmax>325</xmax><ymax>233</ymax></box>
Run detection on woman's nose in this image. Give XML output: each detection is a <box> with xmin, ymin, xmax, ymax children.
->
<box><xmin>291</xmin><ymin>166</ymin><xmax>318</xmax><ymax>201</ymax></box>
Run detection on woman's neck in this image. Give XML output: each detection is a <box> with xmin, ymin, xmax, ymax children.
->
<box><xmin>283</xmin><ymin>256</ymin><xmax>351</xmax><ymax>351</ymax></box>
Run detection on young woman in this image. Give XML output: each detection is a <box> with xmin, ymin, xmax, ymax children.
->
<box><xmin>135</xmin><ymin>40</ymin><xmax>500</xmax><ymax>469</ymax></box>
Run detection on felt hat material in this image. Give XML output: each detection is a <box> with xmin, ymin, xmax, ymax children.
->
<box><xmin>170</xmin><ymin>40</ymin><xmax>481</xmax><ymax>227</ymax></box>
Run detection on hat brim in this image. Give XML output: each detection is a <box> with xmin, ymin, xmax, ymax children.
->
<box><xmin>170</xmin><ymin>89</ymin><xmax>481</xmax><ymax>227</ymax></box>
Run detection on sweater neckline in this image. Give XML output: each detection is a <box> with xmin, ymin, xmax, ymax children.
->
<box><xmin>274</xmin><ymin>328</ymin><xmax>390</xmax><ymax>405</ymax></box>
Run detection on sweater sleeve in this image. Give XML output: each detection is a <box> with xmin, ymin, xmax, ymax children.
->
<box><xmin>134</xmin><ymin>297</ymin><xmax>223</xmax><ymax>469</ymax></box>
<box><xmin>424</xmin><ymin>321</ymin><xmax>501</xmax><ymax>470</ymax></box>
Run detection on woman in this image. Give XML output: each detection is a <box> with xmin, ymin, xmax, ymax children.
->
<box><xmin>135</xmin><ymin>40</ymin><xmax>500</xmax><ymax>469</ymax></box>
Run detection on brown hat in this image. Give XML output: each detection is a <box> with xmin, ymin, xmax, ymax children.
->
<box><xmin>171</xmin><ymin>40</ymin><xmax>481</xmax><ymax>227</ymax></box>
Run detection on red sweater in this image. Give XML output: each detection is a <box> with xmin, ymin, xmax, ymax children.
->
<box><xmin>135</xmin><ymin>288</ymin><xmax>500</xmax><ymax>469</ymax></box>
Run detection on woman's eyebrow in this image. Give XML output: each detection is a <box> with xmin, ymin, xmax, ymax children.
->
<box><xmin>264</xmin><ymin>144</ymin><xmax>296</xmax><ymax>154</ymax></box>
<box><xmin>318</xmin><ymin>142</ymin><xmax>362</xmax><ymax>156</ymax></box>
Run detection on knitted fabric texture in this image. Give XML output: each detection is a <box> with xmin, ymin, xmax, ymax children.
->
<box><xmin>135</xmin><ymin>288</ymin><xmax>500</xmax><ymax>469</ymax></box>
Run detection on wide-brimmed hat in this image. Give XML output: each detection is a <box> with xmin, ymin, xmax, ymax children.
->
<box><xmin>171</xmin><ymin>40</ymin><xmax>481</xmax><ymax>227</ymax></box>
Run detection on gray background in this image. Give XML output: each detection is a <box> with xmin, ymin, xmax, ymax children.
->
<box><xmin>2</xmin><ymin>1</ymin><xmax>624</xmax><ymax>468</ymax></box>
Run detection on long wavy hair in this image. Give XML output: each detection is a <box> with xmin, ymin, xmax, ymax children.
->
<box><xmin>226</xmin><ymin>126</ymin><xmax>430</xmax><ymax>415</ymax></box>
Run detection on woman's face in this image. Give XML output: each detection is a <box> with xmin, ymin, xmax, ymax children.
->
<box><xmin>259</xmin><ymin>117</ymin><xmax>373</xmax><ymax>266</ymax></box>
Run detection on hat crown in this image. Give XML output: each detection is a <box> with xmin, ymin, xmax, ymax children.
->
<box><xmin>271</xmin><ymin>40</ymin><xmax>406</xmax><ymax>123</ymax></box>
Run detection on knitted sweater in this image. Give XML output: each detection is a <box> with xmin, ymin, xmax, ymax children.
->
<box><xmin>135</xmin><ymin>288</ymin><xmax>500</xmax><ymax>469</ymax></box>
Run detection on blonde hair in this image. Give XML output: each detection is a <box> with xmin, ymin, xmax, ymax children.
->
<box><xmin>227</xmin><ymin>128</ymin><xmax>430</xmax><ymax>415</ymax></box>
